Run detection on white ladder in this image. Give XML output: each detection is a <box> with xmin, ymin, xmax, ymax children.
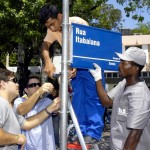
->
<box><xmin>68</xmin><ymin>99</ymin><xmax>100</xmax><ymax>150</ymax></box>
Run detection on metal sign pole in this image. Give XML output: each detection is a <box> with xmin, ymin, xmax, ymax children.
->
<box><xmin>60</xmin><ymin>0</ymin><xmax>69</xmax><ymax>149</ymax></box>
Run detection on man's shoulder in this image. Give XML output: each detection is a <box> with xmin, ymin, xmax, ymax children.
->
<box><xmin>44</xmin><ymin>29</ymin><xmax>62</xmax><ymax>45</ymax></box>
<box><xmin>0</xmin><ymin>96</ymin><xmax>8</xmax><ymax>104</ymax></box>
<box><xmin>0</xmin><ymin>97</ymin><xmax>9</xmax><ymax>110</ymax></box>
<box><xmin>47</xmin><ymin>28</ymin><xmax>61</xmax><ymax>35</ymax></box>
<box><xmin>69</xmin><ymin>16</ymin><xmax>89</xmax><ymax>26</ymax></box>
<box><xmin>0</xmin><ymin>97</ymin><xmax>10</xmax><ymax>109</ymax></box>
<box><xmin>14</xmin><ymin>97</ymin><xmax>25</xmax><ymax>110</ymax></box>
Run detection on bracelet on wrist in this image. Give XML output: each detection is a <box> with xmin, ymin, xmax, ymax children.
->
<box><xmin>44</xmin><ymin>107</ymin><xmax>52</xmax><ymax>116</ymax></box>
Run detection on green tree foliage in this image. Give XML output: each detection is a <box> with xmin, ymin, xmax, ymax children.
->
<box><xmin>116</xmin><ymin>0</ymin><xmax>150</xmax><ymax>22</ymax></box>
<box><xmin>131</xmin><ymin>22</ymin><xmax>150</xmax><ymax>35</ymax></box>
<box><xmin>0</xmin><ymin>0</ymin><xmax>122</xmax><ymax>65</ymax></box>
<box><xmin>0</xmin><ymin>0</ymin><xmax>47</xmax><ymax>95</ymax></box>
<box><xmin>0</xmin><ymin>0</ymin><xmax>46</xmax><ymax>60</ymax></box>
<box><xmin>90</xmin><ymin>4</ymin><xmax>122</xmax><ymax>30</ymax></box>
<box><xmin>70</xmin><ymin>1</ymin><xmax>122</xmax><ymax>30</ymax></box>
<box><xmin>0</xmin><ymin>1</ymin><xmax>54</xmax><ymax>57</ymax></box>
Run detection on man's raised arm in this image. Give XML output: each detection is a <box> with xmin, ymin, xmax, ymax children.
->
<box><xmin>21</xmin><ymin>97</ymin><xmax>60</xmax><ymax>130</ymax></box>
<box><xmin>42</xmin><ymin>41</ymin><xmax>56</xmax><ymax>78</ymax></box>
<box><xmin>16</xmin><ymin>83</ymin><xmax>54</xmax><ymax>115</ymax></box>
<box><xmin>89</xmin><ymin>63</ymin><xmax>113</xmax><ymax>107</ymax></box>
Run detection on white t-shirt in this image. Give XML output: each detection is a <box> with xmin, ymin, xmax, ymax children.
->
<box><xmin>0</xmin><ymin>96</ymin><xmax>24</xmax><ymax>150</ymax></box>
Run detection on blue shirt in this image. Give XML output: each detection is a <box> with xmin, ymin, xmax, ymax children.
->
<box><xmin>14</xmin><ymin>97</ymin><xmax>56</xmax><ymax>150</ymax></box>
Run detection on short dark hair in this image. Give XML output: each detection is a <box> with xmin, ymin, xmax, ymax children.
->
<box><xmin>131</xmin><ymin>62</ymin><xmax>144</xmax><ymax>76</ymax></box>
<box><xmin>25</xmin><ymin>74</ymin><xmax>41</xmax><ymax>88</ymax></box>
<box><xmin>0</xmin><ymin>68</ymin><xmax>15</xmax><ymax>81</ymax></box>
<box><xmin>39</xmin><ymin>4</ymin><xmax>60</xmax><ymax>25</ymax></box>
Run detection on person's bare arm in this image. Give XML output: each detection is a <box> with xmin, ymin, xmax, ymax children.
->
<box><xmin>17</xmin><ymin>83</ymin><xmax>54</xmax><ymax>115</ymax></box>
<box><xmin>21</xmin><ymin>97</ymin><xmax>60</xmax><ymax>130</ymax></box>
<box><xmin>0</xmin><ymin>128</ymin><xmax>26</xmax><ymax>146</ymax></box>
<box><xmin>42</xmin><ymin>41</ymin><xmax>56</xmax><ymax>78</ymax></box>
<box><xmin>89</xmin><ymin>63</ymin><xmax>113</xmax><ymax>107</ymax></box>
<box><xmin>123</xmin><ymin>129</ymin><xmax>143</xmax><ymax>150</ymax></box>
<box><xmin>96</xmin><ymin>80</ymin><xmax>113</xmax><ymax>107</ymax></box>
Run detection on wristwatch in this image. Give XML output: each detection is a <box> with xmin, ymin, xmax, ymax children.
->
<box><xmin>44</xmin><ymin>107</ymin><xmax>52</xmax><ymax>116</ymax></box>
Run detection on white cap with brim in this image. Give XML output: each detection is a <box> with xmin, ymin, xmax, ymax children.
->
<box><xmin>115</xmin><ymin>47</ymin><xmax>146</xmax><ymax>66</ymax></box>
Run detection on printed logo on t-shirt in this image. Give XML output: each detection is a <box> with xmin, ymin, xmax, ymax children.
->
<box><xmin>118</xmin><ymin>108</ymin><xmax>127</xmax><ymax>116</ymax></box>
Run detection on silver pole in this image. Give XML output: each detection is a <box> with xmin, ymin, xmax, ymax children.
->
<box><xmin>60</xmin><ymin>0</ymin><xmax>69</xmax><ymax>150</ymax></box>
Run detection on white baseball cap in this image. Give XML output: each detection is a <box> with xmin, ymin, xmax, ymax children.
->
<box><xmin>116</xmin><ymin>47</ymin><xmax>146</xmax><ymax>66</ymax></box>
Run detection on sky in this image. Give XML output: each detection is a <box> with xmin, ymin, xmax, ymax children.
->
<box><xmin>107</xmin><ymin>0</ymin><xmax>150</xmax><ymax>29</ymax></box>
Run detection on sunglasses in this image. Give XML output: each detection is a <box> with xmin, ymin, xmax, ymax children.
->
<box><xmin>27</xmin><ymin>83</ymin><xmax>41</xmax><ymax>88</ymax></box>
<box><xmin>7</xmin><ymin>78</ymin><xmax>18</xmax><ymax>84</ymax></box>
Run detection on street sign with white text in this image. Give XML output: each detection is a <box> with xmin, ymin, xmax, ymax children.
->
<box><xmin>70</xmin><ymin>23</ymin><xmax>122</xmax><ymax>71</ymax></box>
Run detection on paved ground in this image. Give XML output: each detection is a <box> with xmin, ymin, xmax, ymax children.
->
<box><xmin>67</xmin><ymin>123</ymin><xmax>111</xmax><ymax>150</ymax></box>
<box><xmin>59</xmin><ymin>123</ymin><xmax>111</xmax><ymax>150</ymax></box>
<box><xmin>97</xmin><ymin>124</ymin><xmax>110</xmax><ymax>150</ymax></box>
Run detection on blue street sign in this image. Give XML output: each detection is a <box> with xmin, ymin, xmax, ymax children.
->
<box><xmin>70</xmin><ymin>23</ymin><xmax>122</xmax><ymax>71</ymax></box>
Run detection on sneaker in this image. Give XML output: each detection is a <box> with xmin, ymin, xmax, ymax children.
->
<box><xmin>72</xmin><ymin>134</ymin><xmax>79</xmax><ymax>144</ymax></box>
<box><xmin>84</xmin><ymin>136</ymin><xmax>99</xmax><ymax>144</ymax></box>
<box><xmin>67</xmin><ymin>136</ymin><xmax>73</xmax><ymax>143</ymax></box>
<box><xmin>68</xmin><ymin>134</ymin><xmax>79</xmax><ymax>144</ymax></box>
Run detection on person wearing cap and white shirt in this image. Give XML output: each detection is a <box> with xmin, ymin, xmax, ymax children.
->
<box><xmin>89</xmin><ymin>47</ymin><xmax>150</xmax><ymax>150</ymax></box>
